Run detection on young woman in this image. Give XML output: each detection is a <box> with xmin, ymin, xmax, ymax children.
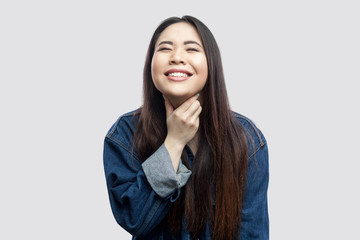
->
<box><xmin>103</xmin><ymin>16</ymin><xmax>269</xmax><ymax>240</ymax></box>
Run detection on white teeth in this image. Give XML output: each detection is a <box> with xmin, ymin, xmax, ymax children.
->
<box><xmin>168</xmin><ymin>72</ymin><xmax>188</xmax><ymax>77</ymax></box>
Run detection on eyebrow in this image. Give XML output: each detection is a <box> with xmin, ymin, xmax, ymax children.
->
<box><xmin>157</xmin><ymin>40</ymin><xmax>202</xmax><ymax>48</ymax></box>
<box><xmin>157</xmin><ymin>41</ymin><xmax>173</xmax><ymax>47</ymax></box>
<box><xmin>184</xmin><ymin>40</ymin><xmax>202</xmax><ymax>47</ymax></box>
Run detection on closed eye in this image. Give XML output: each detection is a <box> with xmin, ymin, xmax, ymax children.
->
<box><xmin>187</xmin><ymin>48</ymin><xmax>199</xmax><ymax>52</ymax></box>
<box><xmin>158</xmin><ymin>47</ymin><xmax>171</xmax><ymax>51</ymax></box>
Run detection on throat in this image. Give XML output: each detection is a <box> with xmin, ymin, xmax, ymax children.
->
<box><xmin>167</xmin><ymin>95</ymin><xmax>192</xmax><ymax>109</ymax></box>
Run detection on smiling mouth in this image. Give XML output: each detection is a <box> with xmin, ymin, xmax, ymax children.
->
<box><xmin>166</xmin><ymin>72</ymin><xmax>190</xmax><ymax>77</ymax></box>
<box><xmin>164</xmin><ymin>69</ymin><xmax>193</xmax><ymax>77</ymax></box>
<box><xmin>165</xmin><ymin>72</ymin><xmax>192</xmax><ymax>81</ymax></box>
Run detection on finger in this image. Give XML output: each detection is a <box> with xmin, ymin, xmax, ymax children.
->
<box><xmin>176</xmin><ymin>93</ymin><xmax>200</xmax><ymax>113</ymax></box>
<box><xmin>163</xmin><ymin>95</ymin><xmax>174</xmax><ymax>119</ymax></box>
<box><xmin>183</xmin><ymin>100</ymin><xmax>201</xmax><ymax>120</ymax></box>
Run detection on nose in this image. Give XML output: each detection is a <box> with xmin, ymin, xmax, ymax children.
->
<box><xmin>169</xmin><ymin>50</ymin><xmax>185</xmax><ymax>65</ymax></box>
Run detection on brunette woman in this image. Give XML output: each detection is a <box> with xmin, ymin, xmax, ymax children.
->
<box><xmin>103</xmin><ymin>16</ymin><xmax>269</xmax><ymax>240</ymax></box>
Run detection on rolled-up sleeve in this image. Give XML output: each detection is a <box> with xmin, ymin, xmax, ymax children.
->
<box><xmin>142</xmin><ymin>144</ymin><xmax>192</xmax><ymax>199</ymax></box>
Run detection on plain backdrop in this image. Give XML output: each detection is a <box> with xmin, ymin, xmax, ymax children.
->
<box><xmin>1</xmin><ymin>0</ymin><xmax>359</xmax><ymax>239</ymax></box>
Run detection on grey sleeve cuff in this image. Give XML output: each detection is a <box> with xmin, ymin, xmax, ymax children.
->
<box><xmin>142</xmin><ymin>144</ymin><xmax>192</xmax><ymax>199</ymax></box>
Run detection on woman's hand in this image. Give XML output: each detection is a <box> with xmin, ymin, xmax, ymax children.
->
<box><xmin>163</xmin><ymin>94</ymin><xmax>202</xmax><ymax>171</ymax></box>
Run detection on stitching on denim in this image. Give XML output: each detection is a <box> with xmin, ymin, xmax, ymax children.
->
<box><xmin>106</xmin><ymin>111</ymin><xmax>138</xmax><ymax>138</ymax></box>
<box><xmin>175</xmin><ymin>174</ymin><xmax>182</xmax><ymax>186</ymax></box>
<box><xmin>177</xmin><ymin>165</ymin><xmax>186</xmax><ymax>174</ymax></box>
<box><xmin>106</xmin><ymin>135</ymin><xmax>140</xmax><ymax>163</ymax></box>
<box><xmin>233</xmin><ymin>112</ymin><xmax>264</xmax><ymax>146</ymax></box>
<box><xmin>107</xmin><ymin>116</ymin><xmax>121</xmax><ymax>137</ymax></box>
<box><xmin>106</xmin><ymin>112</ymin><xmax>141</xmax><ymax>162</ymax></box>
<box><xmin>136</xmin><ymin>198</ymin><xmax>163</xmax><ymax>236</ymax></box>
<box><xmin>248</xmin><ymin>142</ymin><xmax>267</xmax><ymax>162</ymax></box>
<box><xmin>248</xmin><ymin>144</ymin><xmax>262</xmax><ymax>160</ymax></box>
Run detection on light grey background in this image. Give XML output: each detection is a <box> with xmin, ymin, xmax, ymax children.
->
<box><xmin>1</xmin><ymin>0</ymin><xmax>359</xmax><ymax>239</ymax></box>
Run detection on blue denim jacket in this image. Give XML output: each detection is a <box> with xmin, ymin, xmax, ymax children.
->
<box><xmin>103</xmin><ymin>109</ymin><xmax>269</xmax><ymax>240</ymax></box>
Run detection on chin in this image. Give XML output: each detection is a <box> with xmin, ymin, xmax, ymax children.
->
<box><xmin>166</xmin><ymin>88</ymin><xmax>199</xmax><ymax>97</ymax></box>
<box><xmin>166</xmin><ymin>92</ymin><xmax>194</xmax><ymax>99</ymax></box>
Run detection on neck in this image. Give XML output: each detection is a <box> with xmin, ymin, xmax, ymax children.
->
<box><xmin>167</xmin><ymin>96</ymin><xmax>188</xmax><ymax>109</ymax></box>
<box><xmin>167</xmin><ymin>94</ymin><xmax>203</xmax><ymax>109</ymax></box>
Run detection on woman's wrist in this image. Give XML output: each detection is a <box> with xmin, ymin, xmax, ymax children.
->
<box><xmin>164</xmin><ymin>136</ymin><xmax>185</xmax><ymax>151</ymax></box>
<box><xmin>164</xmin><ymin>136</ymin><xmax>185</xmax><ymax>171</ymax></box>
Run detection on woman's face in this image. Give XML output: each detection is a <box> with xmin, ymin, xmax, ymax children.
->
<box><xmin>151</xmin><ymin>22</ymin><xmax>208</xmax><ymax>101</ymax></box>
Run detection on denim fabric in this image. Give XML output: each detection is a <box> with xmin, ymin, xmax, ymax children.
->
<box><xmin>103</xmin><ymin>109</ymin><xmax>269</xmax><ymax>239</ymax></box>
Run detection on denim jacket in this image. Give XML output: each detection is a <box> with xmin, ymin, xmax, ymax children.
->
<box><xmin>103</xmin><ymin>109</ymin><xmax>269</xmax><ymax>240</ymax></box>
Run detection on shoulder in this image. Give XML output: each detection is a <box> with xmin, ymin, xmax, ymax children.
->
<box><xmin>105</xmin><ymin>109</ymin><xmax>140</xmax><ymax>151</ymax></box>
<box><xmin>232</xmin><ymin>111</ymin><xmax>267</xmax><ymax>158</ymax></box>
<box><xmin>232</xmin><ymin>112</ymin><xmax>269</xmax><ymax>188</ymax></box>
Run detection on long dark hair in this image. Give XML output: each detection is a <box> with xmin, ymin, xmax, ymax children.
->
<box><xmin>133</xmin><ymin>16</ymin><xmax>249</xmax><ymax>240</ymax></box>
